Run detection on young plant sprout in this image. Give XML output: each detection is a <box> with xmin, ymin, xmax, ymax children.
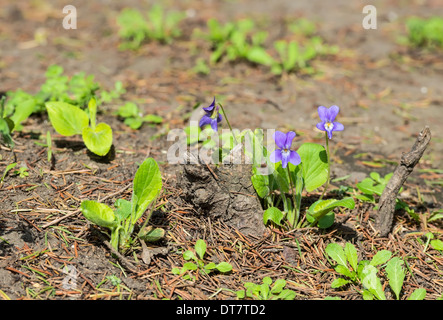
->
<box><xmin>316</xmin><ymin>105</ymin><xmax>344</xmax><ymax>199</ymax></box>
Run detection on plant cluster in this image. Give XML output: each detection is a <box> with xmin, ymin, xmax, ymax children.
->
<box><xmin>236</xmin><ymin>277</ymin><xmax>296</xmax><ymax>300</ymax></box>
<box><xmin>117</xmin><ymin>5</ymin><xmax>185</xmax><ymax>49</ymax></box>
<box><xmin>197</xmin><ymin>17</ymin><xmax>337</xmax><ymax>75</ymax></box>
<box><xmin>114</xmin><ymin>102</ymin><xmax>163</xmax><ymax>130</ymax></box>
<box><xmin>46</xmin><ymin>97</ymin><xmax>113</xmax><ymax>156</ymax></box>
<box><xmin>406</xmin><ymin>16</ymin><xmax>443</xmax><ymax>49</ymax></box>
<box><xmin>325</xmin><ymin>242</ymin><xmax>427</xmax><ymax>300</ymax></box>
<box><xmin>1</xmin><ymin>64</ymin><xmax>125</xmax><ymax>150</ymax></box>
<box><xmin>172</xmin><ymin>239</ymin><xmax>233</xmax><ymax>280</ymax></box>
<box><xmin>80</xmin><ymin>157</ymin><xmax>163</xmax><ymax>251</ymax></box>
<box><xmin>192</xmin><ymin>98</ymin><xmax>355</xmax><ymax>230</ymax></box>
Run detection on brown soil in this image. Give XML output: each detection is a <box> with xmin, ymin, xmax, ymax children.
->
<box><xmin>0</xmin><ymin>0</ymin><xmax>442</xmax><ymax>301</ymax></box>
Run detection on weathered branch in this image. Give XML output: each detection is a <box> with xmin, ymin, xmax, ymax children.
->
<box><xmin>376</xmin><ymin>126</ymin><xmax>431</xmax><ymax>237</ymax></box>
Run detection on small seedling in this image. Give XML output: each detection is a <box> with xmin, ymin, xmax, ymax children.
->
<box><xmin>46</xmin><ymin>97</ymin><xmax>113</xmax><ymax>156</ymax></box>
<box><xmin>236</xmin><ymin>277</ymin><xmax>296</xmax><ymax>300</ymax></box>
<box><xmin>1</xmin><ymin>162</ymin><xmax>17</xmax><ymax>183</ymax></box>
<box><xmin>325</xmin><ymin>242</ymin><xmax>426</xmax><ymax>300</ymax></box>
<box><xmin>114</xmin><ymin>102</ymin><xmax>163</xmax><ymax>130</ymax></box>
<box><xmin>0</xmin><ymin>96</ymin><xmax>15</xmax><ymax>148</ymax></box>
<box><xmin>406</xmin><ymin>16</ymin><xmax>443</xmax><ymax>49</ymax></box>
<box><xmin>14</xmin><ymin>166</ymin><xmax>29</xmax><ymax>178</ymax></box>
<box><xmin>81</xmin><ymin>157</ymin><xmax>163</xmax><ymax>252</ymax></box>
<box><xmin>172</xmin><ymin>239</ymin><xmax>232</xmax><ymax>280</ymax></box>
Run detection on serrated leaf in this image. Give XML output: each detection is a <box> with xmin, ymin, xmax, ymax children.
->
<box><xmin>361</xmin><ymin>265</ymin><xmax>386</xmax><ymax>300</ymax></box>
<box><xmin>335</xmin><ymin>265</ymin><xmax>354</xmax><ymax>279</ymax></box>
<box><xmin>270</xmin><ymin>279</ymin><xmax>286</xmax><ymax>294</ymax></box>
<box><xmin>195</xmin><ymin>239</ymin><xmax>207</xmax><ymax>260</ymax></box>
<box><xmin>370</xmin><ymin>250</ymin><xmax>392</xmax><ymax>267</ymax></box>
<box><xmin>215</xmin><ymin>261</ymin><xmax>232</xmax><ymax>273</ymax></box>
<box><xmin>385</xmin><ymin>257</ymin><xmax>405</xmax><ymax>300</ymax></box>
<box><xmin>331</xmin><ymin>278</ymin><xmax>350</xmax><ymax>289</ymax></box>
<box><xmin>408</xmin><ymin>288</ymin><xmax>426</xmax><ymax>300</ymax></box>
<box><xmin>345</xmin><ymin>242</ymin><xmax>358</xmax><ymax>272</ymax></box>
<box><xmin>325</xmin><ymin>243</ymin><xmax>348</xmax><ymax>268</ymax></box>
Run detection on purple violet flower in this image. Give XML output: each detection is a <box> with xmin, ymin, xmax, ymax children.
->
<box><xmin>199</xmin><ymin>97</ymin><xmax>223</xmax><ymax>132</ymax></box>
<box><xmin>316</xmin><ymin>105</ymin><xmax>344</xmax><ymax>139</ymax></box>
<box><xmin>270</xmin><ymin>131</ymin><xmax>301</xmax><ymax>169</ymax></box>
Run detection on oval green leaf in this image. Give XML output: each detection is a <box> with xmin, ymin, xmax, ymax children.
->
<box><xmin>46</xmin><ymin>102</ymin><xmax>89</xmax><ymax>136</ymax></box>
<box><xmin>80</xmin><ymin>200</ymin><xmax>117</xmax><ymax>229</ymax></box>
<box><xmin>132</xmin><ymin>157</ymin><xmax>162</xmax><ymax>221</ymax></box>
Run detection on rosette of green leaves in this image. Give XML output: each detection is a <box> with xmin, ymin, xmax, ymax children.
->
<box><xmin>46</xmin><ymin>97</ymin><xmax>112</xmax><ymax>156</ymax></box>
<box><xmin>81</xmin><ymin>157</ymin><xmax>163</xmax><ymax>251</ymax></box>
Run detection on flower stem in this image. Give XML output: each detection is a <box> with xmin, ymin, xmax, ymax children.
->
<box><xmin>218</xmin><ymin>102</ymin><xmax>238</xmax><ymax>145</ymax></box>
<box><xmin>320</xmin><ymin>132</ymin><xmax>330</xmax><ymax>200</ymax></box>
<box><xmin>287</xmin><ymin>166</ymin><xmax>298</xmax><ymax>228</ymax></box>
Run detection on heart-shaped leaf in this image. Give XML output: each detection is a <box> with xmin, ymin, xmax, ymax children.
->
<box><xmin>82</xmin><ymin>123</ymin><xmax>113</xmax><ymax>156</ymax></box>
<box><xmin>263</xmin><ymin>207</ymin><xmax>284</xmax><ymax>226</ymax></box>
<box><xmin>297</xmin><ymin>143</ymin><xmax>328</xmax><ymax>192</ymax></box>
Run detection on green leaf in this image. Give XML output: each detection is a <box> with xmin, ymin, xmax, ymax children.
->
<box><xmin>46</xmin><ymin>102</ymin><xmax>89</xmax><ymax>136</ymax></box>
<box><xmin>345</xmin><ymin>242</ymin><xmax>358</xmax><ymax>272</ymax></box>
<box><xmin>246</xmin><ymin>46</ymin><xmax>275</xmax><ymax>66</ymax></box>
<box><xmin>82</xmin><ymin>123</ymin><xmax>113</xmax><ymax>156</ymax></box>
<box><xmin>215</xmin><ymin>261</ymin><xmax>232</xmax><ymax>273</ymax></box>
<box><xmin>385</xmin><ymin>257</ymin><xmax>405</xmax><ymax>300</ymax></box>
<box><xmin>132</xmin><ymin>158</ymin><xmax>162</xmax><ymax>221</ymax></box>
<box><xmin>325</xmin><ymin>243</ymin><xmax>348</xmax><ymax>268</ymax></box>
<box><xmin>297</xmin><ymin>143</ymin><xmax>328</xmax><ymax>192</ymax></box>
<box><xmin>317</xmin><ymin>211</ymin><xmax>335</xmax><ymax>229</ymax></box>
<box><xmin>369</xmin><ymin>250</ymin><xmax>392</xmax><ymax>267</ymax></box>
<box><xmin>274</xmin><ymin>289</ymin><xmax>296</xmax><ymax>300</ymax></box>
<box><xmin>195</xmin><ymin>239</ymin><xmax>207</xmax><ymax>260</ymax></box>
<box><xmin>430</xmin><ymin>239</ymin><xmax>443</xmax><ymax>250</ymax></box>
<box><xmin>251</xmin><ymin>173</ymin><xmax>270</xmax><ymax>199</ymax></box>
<box><xmin>0</xmin><ymin>117</ymin><xmax>14</xmax><ymax>148</ymax></box>
<box><xmin>335</xmin><ymin>265</ymin><xmax>354</xmax><ymax>279</ymax></box>
<box><xmin>331</xmin><ymin>278</ymin><xmax>350</xmax><ymax>289</ymax></box>
<box><xmin>408</xmin><ymin>288</ymin><xmax>426</xmax><ymax>300</ymax></box>
<box><xmin>138</xmin><ymin>226</ymin><xmax>165</xmax><ymax>242</ymax></box>
<box><xmin>114</xmin><ymin>199</ymin><xmax>132</xmax><ymax>221</ymax></box>
<box><xmin>183</xmin><ymin>250</ymin><xmax>196</xmax><ymax>261</ymax></box>
<box><xmin>80</xmin><ymin>200</ymin><xmax>117</xmax><ymax>229</ymax></box>
<box><xmin>263</xmin><ymin>207</ymin><xmax>284</xmax><ymax>226</ymax></box>
<box><xmin>361</xmin><ymin>265</ymin><xmax>386</xmax><ymax>300</ymax></box>
<box><xmin>306</xmin><ymin>197</ymin><xmax>355</xmax><ymax>225</ymax></box>
<box><xmin>270</xmin><ymin>279</ymin><xmax>286</xmax><ymax>294</ymax></box>
<box><xmin>10</xmin><ymin>99</ymin><xmax>35</xmax><ymax>131</ymax></box>
<box><xmin>183</xmin><ymin>262</ymin><xmax>198</xmax><ymax>271</ymax></box>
